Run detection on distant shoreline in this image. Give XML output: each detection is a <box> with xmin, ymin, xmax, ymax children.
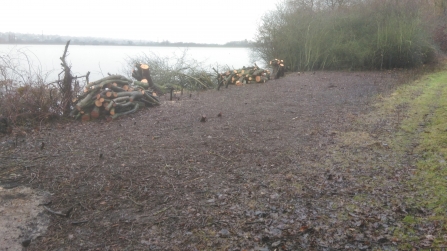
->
<box><xmin>0</xmin><ymin>32</ymin><xmax>253</xmax><ymax>48</ymax></box>
<box><xmin>0</xmin><ymin>42</ymin><xmax>252</xmax><ymax>48</ymax></box>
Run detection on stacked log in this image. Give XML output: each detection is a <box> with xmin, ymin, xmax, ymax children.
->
<box><xmin>270</xmin><ymin>59</ymin><xmax>285</xmax><ymax>80</ymax></box>
<box><xmin>216</xmin><ymin>65</ymin><xmax>270</xmax><ymax>90</ymax></box>
<box><xmin>71</xmin><ymin>68</ymin><xmax>160</xmax><ymax>121</ymax></box>
<box><xmin>132</xmin><ymin>63</ymin><xmax>164</xmax><ymax>94</ymax></box>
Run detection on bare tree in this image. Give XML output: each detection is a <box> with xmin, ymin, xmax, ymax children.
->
<box><xmin>59</xmin><ymin>41</ymin><xmax>73</xmax><ymax>116</ymax></box>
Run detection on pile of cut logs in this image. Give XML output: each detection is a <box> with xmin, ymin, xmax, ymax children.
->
<box><xmin>270</xmin><ymin>59</ymin><xmax>285</xmax><ymax>79</ymax></box>
<box><xmin>71</xmin><ymin>63</ymin><xmax>161</xmax><ymax>121</ymax></box>
<box><xmin>216</xmin><ymin>65</ymin><xmax>270</xmax><ymax>90</ymax></box>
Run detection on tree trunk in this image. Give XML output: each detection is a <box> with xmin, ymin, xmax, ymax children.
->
<box><xmin>60</xmin><ymin>40</ymin><xmax>73</xmax><ymax>116</ymax></box>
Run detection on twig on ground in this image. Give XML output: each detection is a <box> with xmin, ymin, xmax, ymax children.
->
<box><xmin>181</xmin><ymin>176</ymin><xmax>202</xmax><ymax>184</ymax></box>
<box><xmin>29</xmin><ymin>171</ymin><xmax>39</xmax><ymax>183</ymax></box>
<box><xmin>153</xmin><ymin>206</ymin><xmax>172</xmax><ymax>216</ymax></box>
<box><xmin>208</xmin><ymin>151</ymin><xmax>231</xmax><ymax>161</ymax></box>
<box><xmin>38</xmin><ymin>200</ymin><xmax>52</xmax><ymax>206</ymax></box>
<box><xmin>169</xmin><ymin>179</ymin><xmax>176</xmax><ymax>192</ymax></box>
<box><xmin>128</xmin><ymin>196</ymin><xmax>144</xmax><ymax>207</ymax></box>
<box><xmin>71</xmin><ymin>220</ymin><xmax>89</xmax><ymax>225</ymax></box>
<box><xmin>78</xmin><ymin>202</ymin><xmax>89</xmax><ymax>211</ymax></box>
<box><xmin>43</xmin><ymin>206</ymin><xmax>73</xmax><ymax>217</ymax></box>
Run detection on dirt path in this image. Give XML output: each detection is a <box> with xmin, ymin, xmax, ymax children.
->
<box><xmin>0</xmin><ymin>70</ymin><xmax>420</xmax><ymax>250</ymax></box>
<box><xmin>0</xmin><ymin>186</ymin><xmax>50</xmax><ymax>250</ymax></box>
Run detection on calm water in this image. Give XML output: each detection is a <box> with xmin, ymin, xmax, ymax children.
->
<box><xmin>0</xmin><ymin>44</ymin><xmax>256</xmax><ymax>81</ymax></box>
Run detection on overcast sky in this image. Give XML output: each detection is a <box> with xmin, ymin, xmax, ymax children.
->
<box><xmin>1</xmin><ymin>0</ymin><xmax>283</xmax><ymax>44</ymax></box>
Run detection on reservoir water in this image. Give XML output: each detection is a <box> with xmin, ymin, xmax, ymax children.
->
<box><xmin>0</xmin><ymin>44</ymin><xmax>256</xmax><ymax>82</ymax></box>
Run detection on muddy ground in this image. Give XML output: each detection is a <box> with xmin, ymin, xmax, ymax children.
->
<box><xmin>0</xmin><ymin>70</ymin><xmax>430</xmax><ymax>250</ymax></box>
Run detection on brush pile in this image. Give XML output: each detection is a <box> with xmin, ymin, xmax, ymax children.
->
<box><xmin>216</xmin><ymin>65</ymin><xmax>270</xmax><ymax>90</ymax></box>
<box><xmin>70</xmin><ymin>64</ymin><xmax>161</xmax><ymax>121</ymax></box>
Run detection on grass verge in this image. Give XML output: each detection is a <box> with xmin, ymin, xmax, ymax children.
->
<box><xmin>375</xmin><ymin>65</ymin><xmax>447</xmax><ymax>247</ymax></box>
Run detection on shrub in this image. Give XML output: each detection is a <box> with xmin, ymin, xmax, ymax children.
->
<box><xmin>125</xmin><ymin>49</ymin><xmax>216</xmax><ymax>92</ymax></box>
<box><xmin>252</xmin><ymin>0</ymin><xmax>441</xmax><ymax>71</ymax></box>
<box><xmin>0</xmin><ymin>79</ymin><xmax>62</xmax><ymax>127</ymax></box>
<box><xmin>0</xmin><ymin>48</ymin><xmax>62</xmax><ymax>127</ymax></box>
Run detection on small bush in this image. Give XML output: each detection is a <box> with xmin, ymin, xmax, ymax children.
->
<box><xmin>125</xmin><ymin>49</ymin><xmax>217</xmax><ymax>92</ymax></box>
<box><xmin>0</xmin><ymin>82</ymin><xmax>61</xmax><ymax>126</ymax></box>
<box><xmin>0</xmin><ymin>47</ymin><xmax>62</xmax><ymax>128</ymax></box>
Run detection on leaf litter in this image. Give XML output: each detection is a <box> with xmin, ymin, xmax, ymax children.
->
<box><xmin>1</xmin><ymin>69</ymin><xmax>444</xmax><ymax>250</ymax></box>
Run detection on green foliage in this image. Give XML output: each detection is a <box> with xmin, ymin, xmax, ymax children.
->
<box><xmin>253</xmin><ymin>0</ymin><xmax>440</xmax><ymax>71</ymax></box>
<box><xmin>403</xmin><ymin>215</ymin><xmax>417</xmax><ymax>225</ymax></box>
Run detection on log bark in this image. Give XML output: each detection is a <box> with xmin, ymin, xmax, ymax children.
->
<box><xmin>236</xmin><ymin>76</ymin><xmax>245</xmax><ymax>86</ymax></box>
<box><xmin>115</xmin><ymin>101</ymin><xmax>136</xmax><ymax>110</ymax></box>
<box><xmin>81</xmin><ymin>113</ymin><xmax>91</xmax><ymax>122</ymax></box>
<box><xmin>133</xmin><ymin>80</ymin><xmax>164</xmax><ymax>94</ymax></box>
<box><xmin>106</xmin><ymin>101</ymin><xmax>114</xmax><ymax>111</ymax></box>
<box><xmin>95</xmin><ymin>99</ymin><xmax>103</xmax><ymax>107</ymax></box>
<box><xmin>213</xmin><ymin>68</ymin><xmax>225</xmax><ymax>91</ymax></box>
<box><xmin>140</xmin><ymin>64</ymin><xmax>151</xmax><ymax>80</ymax></box>
<box><xmin>111</xmin><ymin>102</ymin><xmax>140</xmax><ymax>120</ymax></box>
<box><xmin>76</xmin><ymin>90</ymin><xmax>98</xmax><ymax>111</ymax></box>
<box><xmin>60</xmin><ymin>40</ymin><xmax>74</xmax><ymax>116</ymax></box>
<box><xmin>70</xmin><ymin>109</ymin><xmax>79</xmax><ymax>117</ymax></box>
<box><xmin>112</xmin><ymin>96</ymin><xmax>131</xmax><ymax>104</ymax></box>
<box><xmin>91</xmin><ymin>106</ymin><xmax>100</xmax><ymax>119</ymax></box>
<box><xmin>87</xmin><ymin>79</ymin><xmax>131</xmax><ymax>92</ymax></box>
<box><xmin>132</xmin><ymin>69</ymin><xmax>140</xmax><ymax>81</ymax></box>
<box><xmin>84</xmin><ymin>75</ymin><xmax>131</xmax><ymax>91</ymax></box>
<box><xmin>96</xmin><ymin>90</ymin><xmax>109</xmax><ymax>100</ymax></box>
<box><xmin>108</xmin><ymin>85</ymin><xmax>126</xmax><ymax>93</ymax></box>
<box><xmin>113</xmin><ymin>91</ymin><xmax>144</xmax><ymax>102</ymax></box>
<box><xmin>225</xmin><ymin>73</ymin><xmax>236</xmax><ymax>88</ymax></box>
<box><xmin>143</xmin><ymin>93</ymin><xmax>160</xmax><ymax>105</ymax></box>
<box><xmin>252</xmin><ymin>69</ymin><xmax>265</xmax><ymax>76</ymax></box>
<box><xmin>132</xmin><ymin>63</ymin><xmax>156</xmax><ymax>92</ymax></box>
<box><xmin>256</xmin><ymin>76</ymin><xmax>268</xmax><ymax>83</ymax></box>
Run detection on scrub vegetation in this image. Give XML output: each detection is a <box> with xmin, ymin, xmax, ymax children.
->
<box><xmin>252</xmin><ymin>0</ymin><xmax>447</xmax><ymax>71</ymax></box>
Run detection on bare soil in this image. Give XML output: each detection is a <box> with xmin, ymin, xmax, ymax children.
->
<box><xmin>0</xmin><ymin>70</ymin><xmax>424</xmax><ymax>250</ymax></box>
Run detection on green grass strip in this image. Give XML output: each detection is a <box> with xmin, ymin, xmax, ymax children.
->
<box><xmin>377</xmin><ymin>67</ymin><xmax>447</xmax><ymax>246</ymax></box>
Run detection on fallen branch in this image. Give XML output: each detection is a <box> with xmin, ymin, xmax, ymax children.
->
<box><xmin>177</xmin><ymin>72</ymin><xmax>209</xmax><ymax>89</ymax></box>
<box><xmin>111</xmin><ymin>102</ymin><xmax>140</xmax><ymax>120</ymax></box>
<box><xmin>128</xmin><ymin>196</ymin><xmax>145</xmax><ymax>207</ymax></box>
<box><xmin>43</xmin><ymin>206</ymin><xmax>73</xmax><ymax>217</ymax></box>
<box><xmin>153</xmin><ymin>206</ymin><xmax>173</xmax><ymax>216</ymax></box>
<box><xmin>71</xmin><ymin>220</ymin><xmax>89</xmax><ymax>225</ymax></box>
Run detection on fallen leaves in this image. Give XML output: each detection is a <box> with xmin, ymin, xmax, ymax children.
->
<box><xmin>4</xmin><ymin>70</ymin><xmax>440</xmax><ymax>250</ymax></box>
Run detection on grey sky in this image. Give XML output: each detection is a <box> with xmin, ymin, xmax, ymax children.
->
<box><xmin>1</xmin><ymin>0</ymin><xmax>282</xmax><ymax>44</ymax></box>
